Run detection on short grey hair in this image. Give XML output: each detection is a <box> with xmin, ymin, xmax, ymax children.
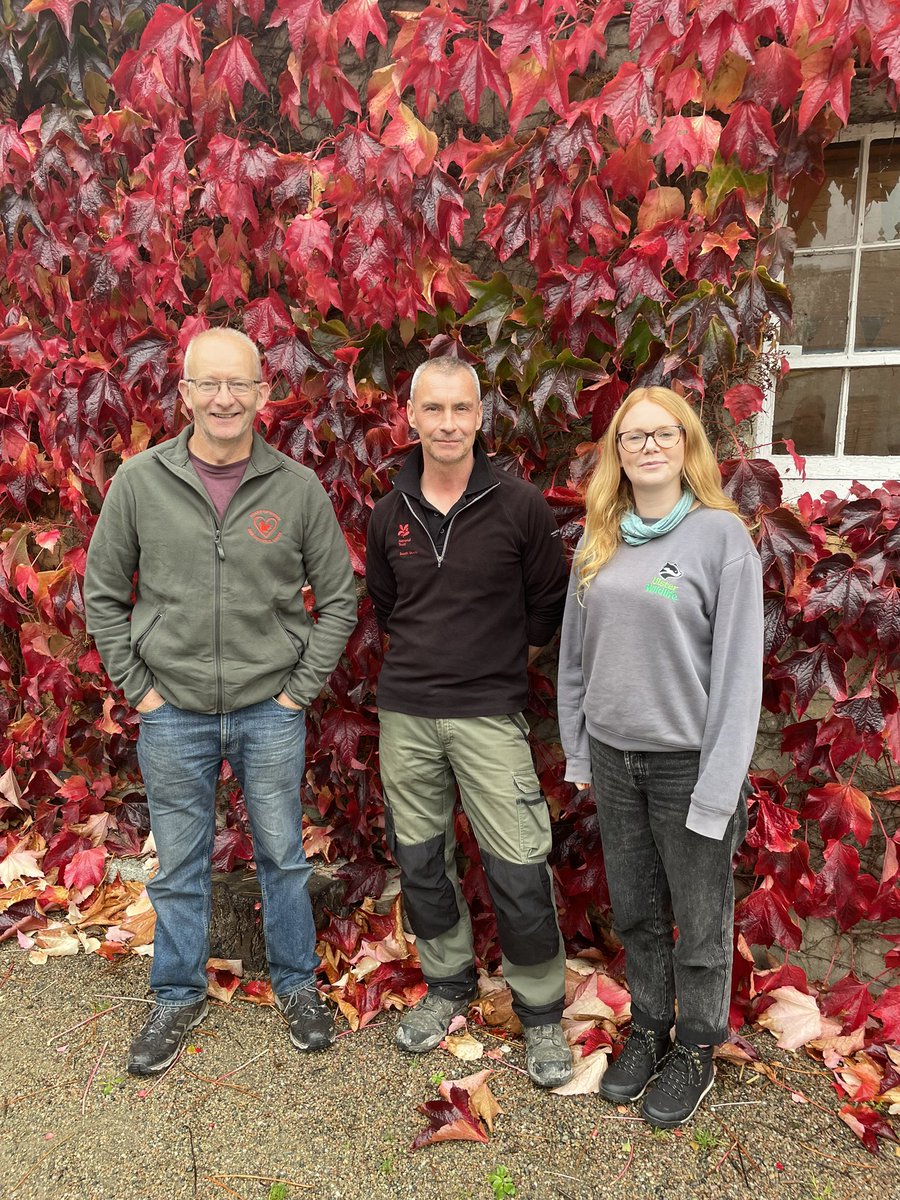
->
<box><xmin>183</xmin><ymin>328</ymin><xmax>263</xmax><ymax>380</ymax></box>
<box><xmin>409</xmin><ymin>358</ymin><xmax>481</xmax><ymax>406</ymax></box>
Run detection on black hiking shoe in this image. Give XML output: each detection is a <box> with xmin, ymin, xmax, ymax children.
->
<box><xmin>127</xmin><ymin>999</ymin><xmax>208</xmax><ymax>1076</ymax></box>
<box><xmin>276</xmin><ymin>985</ymin><xmax>336</xmax><ymax>1051</ymax></box>
<box><xmin>642</xmin><ymin>1040</ymin><xmax>715</xmax><ymax>1128</ymax></box>
<box><xmin>599</xmin><ymin>1024</ymin><xmax>671</xmax><ymax>1103</ymax></box>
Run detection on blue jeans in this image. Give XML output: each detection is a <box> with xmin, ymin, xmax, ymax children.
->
<box><xmin>137</xmin><ymin>697</ymin><xmax>319</xmax><ymax>1006</ymax></box>
<box><xmin>589</xmin><ymin>738</ymin><xmax>749</xmax><ymax>1045</ymax></box>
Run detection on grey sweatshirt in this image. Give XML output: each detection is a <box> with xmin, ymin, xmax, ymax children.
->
<box><xmin>557</xmin><ymin>507</ymin><xmax>763</xmax><ymax>840</ymax></box>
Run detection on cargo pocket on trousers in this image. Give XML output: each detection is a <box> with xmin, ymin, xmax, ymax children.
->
<box><xmin>481</xmin><ymin>847</ymin><xmax>560</xmax><ymax>966</ymax></box>
<box><xmin>514</xmin><ymin>775</ymin><xmax>552</xmax><ymax>862</ymax></box>
<box><xmin>384</xmin><ymin>805</ymin><xmax>461</xmax><ymax>941</ymax></box>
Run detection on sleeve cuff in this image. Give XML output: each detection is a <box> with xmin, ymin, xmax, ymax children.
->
<box><xmin>685</xmin><ymin>801</ymin><xmax>731</xmax><ymax>841</ymax></box>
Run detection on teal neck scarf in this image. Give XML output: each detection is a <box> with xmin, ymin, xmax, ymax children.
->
<box><xmin>620</xmin><ymin>488</ymin><xmax>695</xmax><ymax>546</ymax></box>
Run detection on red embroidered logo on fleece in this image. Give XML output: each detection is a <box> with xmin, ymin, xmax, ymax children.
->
<box><xmin>248</xmin><ymin>510</ymin><xmax>282</xmax><ymax>543</ymax></box>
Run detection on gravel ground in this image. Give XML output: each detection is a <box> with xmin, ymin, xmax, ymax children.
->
<box><xmin>1</xmin><ymin>944</ymin><xmax>898</xmax><ymax>1200</ymax></box>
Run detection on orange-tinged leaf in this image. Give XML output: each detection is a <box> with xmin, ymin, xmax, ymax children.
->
<box><xmin>443</xmin><ymin>1031</ymin><xmax>484</xmax><ymax>1061</ymax></box>
<box><xmin>23</xmin><ymin>0</ymin><xmax>80</xmax><ymax>40</ymax></box>
<box><xmin>381</xmin><ymin>104</ymin><xmax>437</xmax><ymax>175</ymax></box>
<box><xmin>439</xmin><ymin>1071</ymin><xmax>501</xmax><ymax>1134</ymax></box>
<box><xmin>637</xmin><ymin>187</ymin><xmax>684</xmax><ymax>232</ymax></box>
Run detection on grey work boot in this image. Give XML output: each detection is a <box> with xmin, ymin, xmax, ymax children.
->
<box><xmin>126</xmin><ymin>999</ymin><xmax>208</xmax><ymax>1076</ymax></box>
<box><xmin>395</xmin><ymin>991</ymin><xmax>474</xmax><ymax>1053</ymax></box>
<box><xmin>524</xmin><ymin>1023</ymin><xmax>574</xmax><ymax>1088</ymax></box>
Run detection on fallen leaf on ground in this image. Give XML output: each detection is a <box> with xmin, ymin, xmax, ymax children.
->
<box><xmin>438</xmin><ymin>1070</ymin><xmax>501</xmax><ymax>1133</ymax></box>
<box><xmin>443</xmin><ymin>1031</ymin><xmax>484</xmax><ymax>1061</ymax></box>
<box><xmin>237</xmin><ymin>979</ymin><xmax>274</xmax><ymax>1006</ymax></box>
<box><xmin>551</xmin><ymin>1046</ymin><xmax>609</xmax><ymax>1095</ymax></box>
<box><xmin>839</xmin><ymin>1103</ymin><xmax>900</xmax><ymax>1154</ymax></box>
<box><xmin>410</xmin><ymin>1085</ymin><xmax>489</xmax><ymax>1150</ymax></box>
<box><xmin>757</xmin><ymin>986</ymin><xmax>841</xmax><ymax>1050</ymax></box>
<box><xmin>28</xmin><ymin>925</ymin><xmax>81</xmax><ymax>963</ymax></box>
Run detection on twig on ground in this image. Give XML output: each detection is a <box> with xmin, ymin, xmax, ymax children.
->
<box><xmin>98</xmin><ymin>993</ymin><xmax>155</xmax><ymax>1004</ymax></box>
<box><xmin>141</xmin><ymin>1047</ymin><xmax>187</xmax><ymax>1097</ymax></box>
<box><xmin>573</xmin><ymin>1125</ymin><xmax>598</xmax><ymax>1170</ymax></box>
<box><xmin>594</xmin><ymin>1113</ymin><xmax>644</xmax><ymax>1122</ymax></box>
<box><xmin>711</xmin><ymin>1112</ymin><xmax>761</xmax><ymax>1171</ymax></box>
<box><xmin>185</xmin><ymin>1125</ymin><xmax>198</xmax><ymax>1197</ymax></box>
<box><xmin>710</xmin><ymin>1100</ymin><xmax>767</xmax><ymax>1108</ymax></box>
<box><xmin>81</xmin><ymin>1041</ymin><xmax>108</xmax><ymax>1116</ymax></box>
<box><xmin>207</xmin><ymin>1173</ymin><xmax>315</xmax><ymax>1190</ymax></box>
<box><xmin>711</xmin><ymin>1138</ymin><xmax>739</xmax><ymax>1173</ymax></box>
<box><xmin>173</xmin><ymin>1051</ymin><xmax>268</xmax><ymax>1118</ymax></box>
<box><xmin>9</xmin><ymin>1134</ymin><xmax>76</xmax><ymax>1195</ymax></box>
<box><xmin>611</xmin><ymin>1139</ymin><xmax>635</xmax><ymax>1184</ymax></box>
<box><xmin>336</xmin><ymin>1017</ymin><xmax>389</xmax><ymax>1037</ymax></box>
<box><xmin>179</xmin><ymin>1066</ymin><xmax>260</xmax><ymax>1098</ymax></box>
<box><xmin>770</xmin><ymin>1061</ymin><xmax>833</xmax><ymax>1079</ymax></box>
<box><xmin>204</xmin><ymin>1177</ymin><xmax>246</xmax><ymax>1199</ymax></box>
<box><xmin>794</xmin><ymin>1141</ymin><xmax>879</xmax><ymax>1170</ymax></box>
<box><xmin>762</xmin><ymin>1072</ymin><xmax>835</xmax><ymax>1116</ymax></box>
<box><xmin>0</xmin><ymin>961</ymin><xmax>15</xmax><ymax>991</ymax></box>
<box><xmin>47</xmin><ymin>1003</ymin><xmax>124</xmax><ymax>1045</ymax></box>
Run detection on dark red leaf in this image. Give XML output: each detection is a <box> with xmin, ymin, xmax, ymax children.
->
<box><xmin>735</xmin><ymin>886</ymin><xmax>802</xmax><ymax>950</ymax></box>
<box><xmin>721</xmin><ymin>458</ymin><xmax>783</xmax><ymax>521</ymax></box>
<box><xmin>771</xmin><ymin>645</ymin><xmax>848</xmax><ymax>718</ymax></box>
<box><xmin>411</xmin><ymin>1086</ymin><xmax>489</xmax><ymax>1150</ymax></box>
<box><xmin>755</xmin><ymin>507</ymin><xmax>816</xmax><ymax>589</ymax></box>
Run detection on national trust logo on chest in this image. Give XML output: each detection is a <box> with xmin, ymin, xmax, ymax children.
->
<box><xmin>248</xmin><ymin>510</ymin><xmax>283</xmax><ymax>543</ymax></box>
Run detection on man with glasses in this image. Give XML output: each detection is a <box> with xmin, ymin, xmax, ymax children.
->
<box><xmin>85</xmin><ymin>328</ymin><xmax>356</xmax><ymax>1074</ymax></box>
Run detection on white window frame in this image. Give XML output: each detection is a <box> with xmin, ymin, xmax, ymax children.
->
<box><xmin>755</xmin><ymin>121</ymin><xmax>900</xmax><ymax>500</ymax></box>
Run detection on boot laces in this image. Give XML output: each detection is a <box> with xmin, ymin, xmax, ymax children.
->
<box><xmin>656</xmin><ymin>1042</ymin><xmax>704</xmax><ymax>1098</ymax></box>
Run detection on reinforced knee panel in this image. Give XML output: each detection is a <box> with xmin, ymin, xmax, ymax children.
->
<box><xmin>480</xmin><ymin>847</ymin><xmax>560</xmax><ymax>966</ymax></box>
<box><xmin>384</xmin><ymin>806</ymin><xmax>461</xmax><ymax>940</ymax></box>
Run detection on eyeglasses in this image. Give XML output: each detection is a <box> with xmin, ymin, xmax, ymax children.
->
<box><xmin>616</xmin><ymin>425</ymin><xmax>685</xmax><ymax>453</ymax></box>
<box><xmin>185</xmin><ymin>378</ymin><xmax>261</xmax><ymax>398</ymax></box>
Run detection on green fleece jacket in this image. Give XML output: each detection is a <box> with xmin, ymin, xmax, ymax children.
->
<box><xmin>84</xmin><ymin>427</ymin><xmax>357</xmax><ymax>713</ymax></box>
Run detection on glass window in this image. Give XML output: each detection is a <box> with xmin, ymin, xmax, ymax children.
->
<box><xmin>766</xmin><ymin>133</ymin><xmax>900</xmax><ymax>470</ymax></box>
<box><xmin>788</xmin><ymin>142</ymin><xmax>859</xmax><ymax>249</ymax></box>
<box><xmin>786</xmin><ymin>253</ymin><xmax>852</xmax><ymax>351</ymax></box>
<box><xmin>773</xmin><ymin>369</ymin><xmax>841</xmax><ymax>454</ymax></box>
<box><xmin>845</xmin><ymin>366</ymin><xmax>900</xmax><ymax>455</ymax></box>
<box><xmin>863</xmin><ymin>140</ymin><xmax>900</xmax><ymax>244</ymax></box>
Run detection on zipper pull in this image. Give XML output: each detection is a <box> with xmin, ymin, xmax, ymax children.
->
<box><xmin>214</xmin><ymin>530</ymin><xmax>225</xmax><ymax>560</ymax></box>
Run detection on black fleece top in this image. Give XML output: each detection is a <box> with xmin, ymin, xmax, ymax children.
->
<box><xmin>365</xmin><ymin>444</ymin><xmax>568</xmax><ymax>717</ymax></box>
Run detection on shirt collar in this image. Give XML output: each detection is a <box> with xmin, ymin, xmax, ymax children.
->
<box><xmin>393</xmin><ymin>441</ymin><xmax>493</xmax><ymax>502</ymax></box>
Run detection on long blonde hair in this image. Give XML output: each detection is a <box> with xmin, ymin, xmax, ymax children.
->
<box><xmin>574</xmin><ymin>387</ymin><xmax>742</xmax><ymax>594</ymax></box>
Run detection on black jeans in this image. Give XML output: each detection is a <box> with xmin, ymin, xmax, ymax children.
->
<box><xmin>589</xmin><ymin>738</ymin><xmax>749</xmax><ymax>1045</ymax></box>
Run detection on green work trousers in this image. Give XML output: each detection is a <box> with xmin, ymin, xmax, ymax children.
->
<box><xmin>379</xmin><ymin>710</ymin><xmax>566</xmax><ymax>1026</ymax></box>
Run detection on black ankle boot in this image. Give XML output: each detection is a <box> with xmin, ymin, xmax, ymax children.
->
<box><xmin>642</xmin><ymin>1040</ymin><xmax>715</xmax><ymax>1128</ymax></box>
<box><xmin>599</xmin><ymin>1024</ymin><xmax>671</xmax><ymax>1102</ymax></box>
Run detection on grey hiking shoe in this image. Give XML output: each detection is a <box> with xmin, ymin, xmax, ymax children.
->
<box><xmin>524</xmin><ymin>1023</ymin><xmax>574</xmax><ymax>1088</ymax></box>
<box><xmin>127</xmin><ymin>999</ymin><xmax>208</xmax><ymax>1076</ymax></box>
<box><xmin>395</xmin><ymin>991</ymin><xmax>474</xmax><ymax>1053</ymax></box>
<box><xmin>276</xmin><ymin>985</ymin><xmax>335</xmax><ymax>1051</ymax></box>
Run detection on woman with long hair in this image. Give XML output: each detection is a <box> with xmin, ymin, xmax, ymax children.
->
<box><xmin>557</xmin><ymin>386</ymin><xmax>763</xmax><ymax>1128</ymax></box>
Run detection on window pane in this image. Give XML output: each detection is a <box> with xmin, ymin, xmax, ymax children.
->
<box><xmin>771</xmin><ymin>369</ymin><xmax>841</xmax><ymax>454</ymax></box>
<box><xmin>863</xmin><ymin>140</ymin><xmax>900</xmax><ymax>244</ymax></box>
<box><xmin>855</xmin><ymin>247</ymin><xmax>900</xmax><ymax>350</ymax></box>
<box><xmin>845</xmin><ymin>366</ymin><xmax>900</xmax><ymax>455</ymax></box>
<box><xmin>788</xmin><ymin>142</ymin><xmax>859</xmax><ymax>248</ymax></box>
<box><xmin>786</xmin><ymin>253</ymin><xmax>852</xmax><ymax>351</ymax></box>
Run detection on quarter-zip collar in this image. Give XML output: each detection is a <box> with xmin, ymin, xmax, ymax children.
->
<box><xmin>159</xmin><ymin>426</ymin><xmax>285</xmax><ymax>480</ymax></box>
<box><xmin>392</xmin><ymin>441</ymin><xmax>494</xmax><ymax>503</ymax></box>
